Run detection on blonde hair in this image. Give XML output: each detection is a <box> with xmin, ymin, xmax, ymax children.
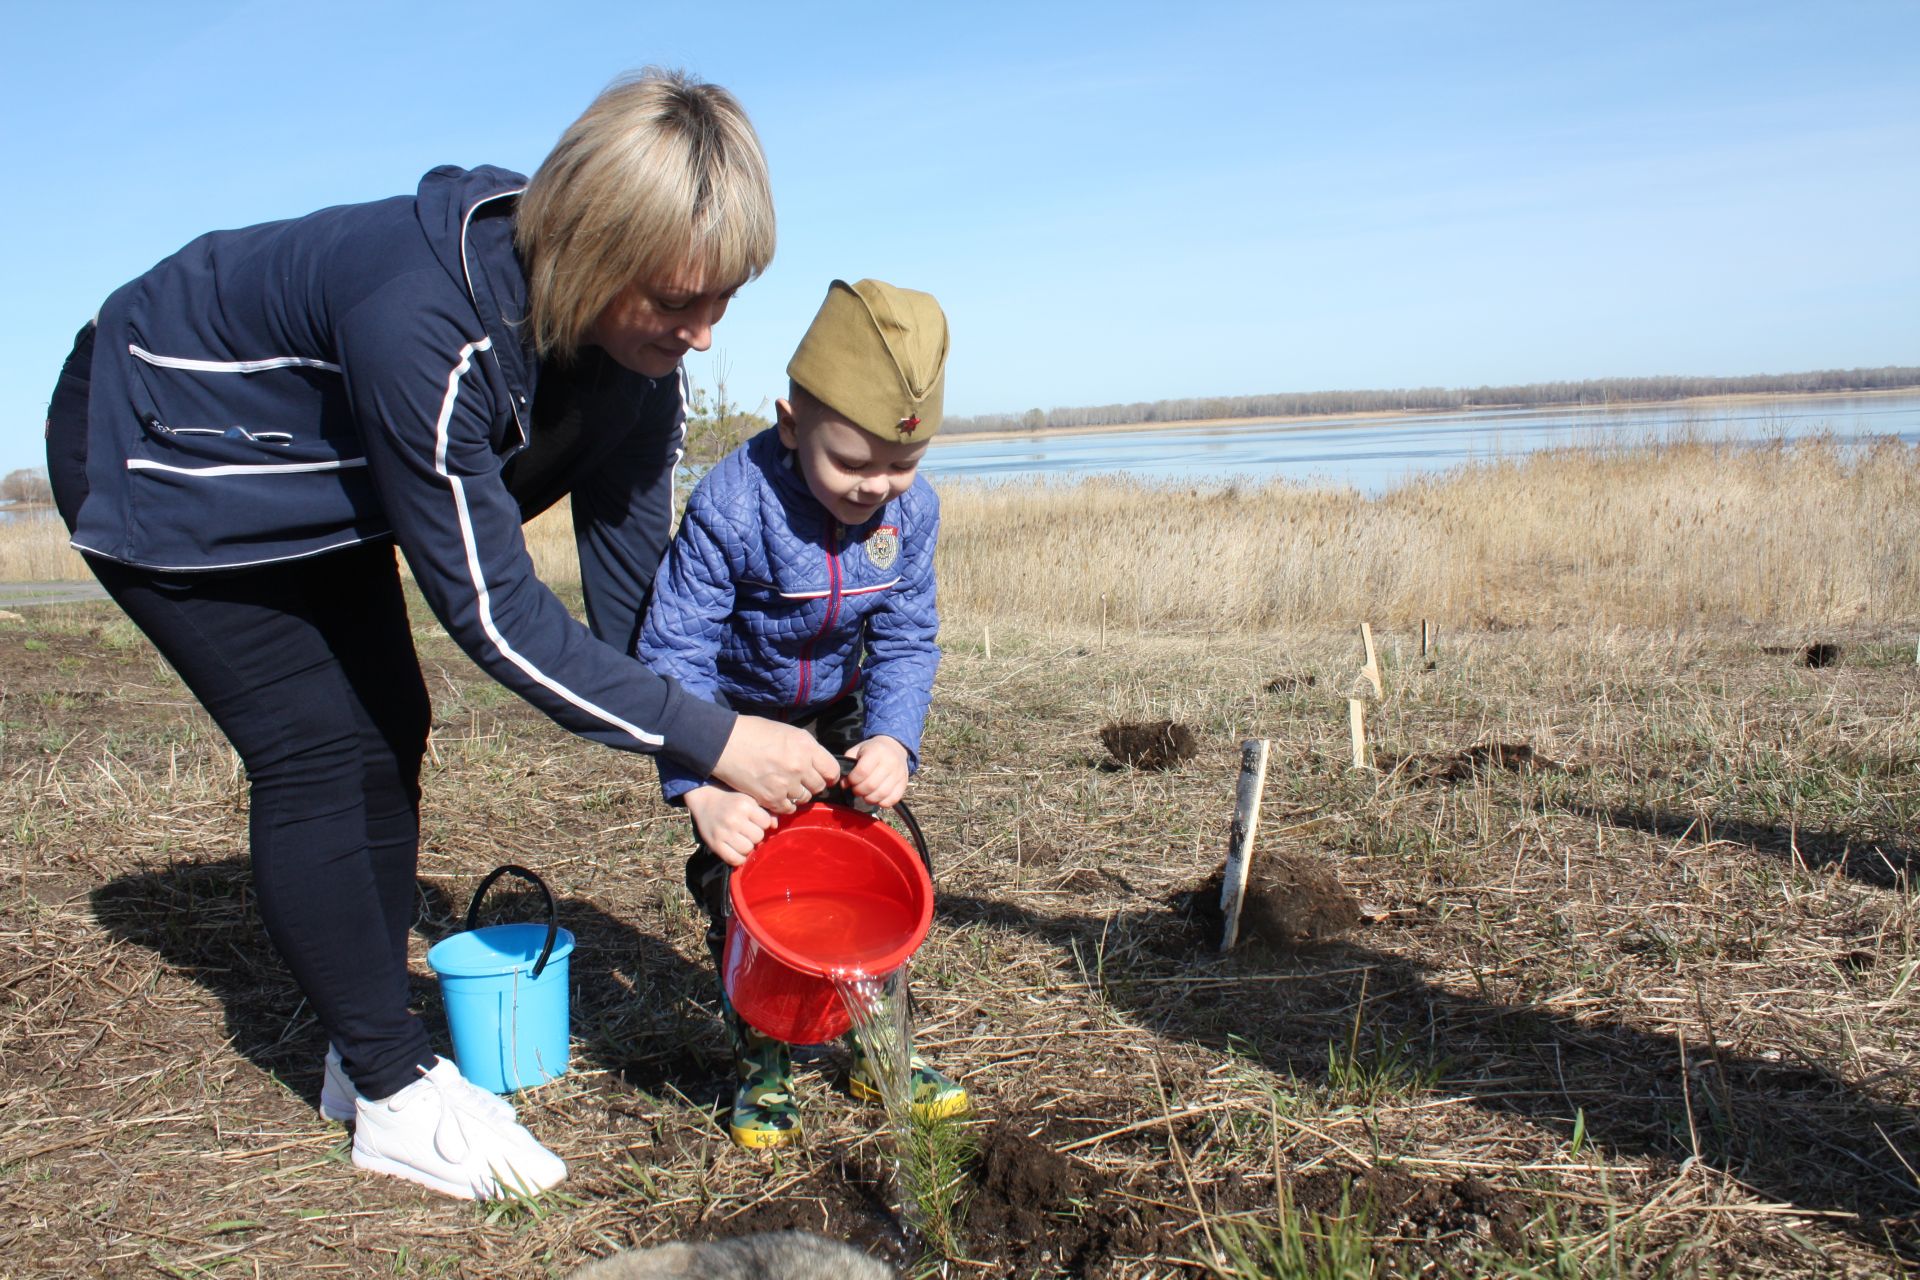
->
<box><xmin>516</xmin><ymin>69</ymin><xmax>775</xmax><ymax>361</ymax></box>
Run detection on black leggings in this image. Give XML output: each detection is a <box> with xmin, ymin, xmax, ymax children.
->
<box><xmin>48</xmin><ymin>323</ymin><xmax>437</xmax><ymax>1098</ymax></box>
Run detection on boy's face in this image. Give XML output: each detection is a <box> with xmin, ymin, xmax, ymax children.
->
<box><xmin>776</xmin><ymin>394</ymin><xmax>930</xmax><ymax>526</ymax></box>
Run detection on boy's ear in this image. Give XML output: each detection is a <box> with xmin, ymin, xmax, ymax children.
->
<box><xmin>774</xmin><ymin>398</ymin><xmax>799</xmax><ymax>450</ymax></box>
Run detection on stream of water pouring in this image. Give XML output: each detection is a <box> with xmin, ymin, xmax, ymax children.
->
<box><xmin>833</xmin><ymin>969</ymin><xmax>924</xmax><ymax>1245</ymax></box>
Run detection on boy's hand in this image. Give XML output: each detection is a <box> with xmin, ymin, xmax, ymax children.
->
<box><xmin>684</xmin><ymin>784</ymin><xmax>777</xmax><ymax>867</ymax></box>
<box><xmin>843</xmin><ymin>736</ymin><xmax>911</xmax><ymax>808</ymax></box>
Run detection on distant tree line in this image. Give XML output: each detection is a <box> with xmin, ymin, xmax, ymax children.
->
<box><xmin>2</xmin><ymin>469</ymin><xmax>54</xmax><ymax>506</ymax></box>
<box><xmin>944</xmin><ymin>365</ymin><xmax>1920</xmax><ymax>435</ymax></box>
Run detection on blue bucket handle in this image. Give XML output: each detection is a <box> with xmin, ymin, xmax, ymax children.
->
<box><xmin>463</xmin><ymin>864</ymin><xmax>560</xmax><ymax>980</ymax></box>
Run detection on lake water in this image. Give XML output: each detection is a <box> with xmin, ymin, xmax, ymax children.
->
<box><xmin>921</xmin><ymin>392</ymin><xmax>1920</xmax><ymax>493</ymax></box>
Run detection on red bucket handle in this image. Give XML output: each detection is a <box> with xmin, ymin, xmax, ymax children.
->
<box><xmin>717</xmin><ymin>757</ymin><xmax>933</xmax><ymax>933</ymax></box>
<box><xmin>817</xmin><ymin>755</ymin><xmax>932</xmax><ymax>878</ymax></box>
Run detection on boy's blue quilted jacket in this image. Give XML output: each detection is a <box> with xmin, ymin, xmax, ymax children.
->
<box><xmin>638</xmin><ymin>427</ymin><xmax>940</xmax><ymax>800</ymax></box>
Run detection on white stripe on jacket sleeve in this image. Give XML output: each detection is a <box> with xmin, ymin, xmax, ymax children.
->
<box><xmin>435</xmin><ymin>336</ymin><xmax>665</xmax><ymax>747</ymax></box>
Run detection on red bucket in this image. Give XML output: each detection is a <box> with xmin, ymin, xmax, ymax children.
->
<box><xmin>723</xmin><ymin>801</ymin><xmax>934</xmax><ymax>1044</ymax></box>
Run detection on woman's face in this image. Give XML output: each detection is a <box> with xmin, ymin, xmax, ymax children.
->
<box><xmin>585</xmin><ymin>268</ymin><xmax>738</xmax><ymax>378</ymax></box>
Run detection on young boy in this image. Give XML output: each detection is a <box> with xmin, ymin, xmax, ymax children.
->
<box><xmin>638</xmin><ymin>278</ymin><xmax>966</xmax><ymax>1149</ymax></box>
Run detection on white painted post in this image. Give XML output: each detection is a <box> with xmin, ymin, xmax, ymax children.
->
<box><xmin>983</xmin><ymin>622</ymin><xmax>992</xmax><ymax>661</ymax></box>
<box><xmin>1349</xmin><ymin>698</ymin><xmax>1370</xmax><ymax>770</ymax></box>
<box><xmin>1421</xmin><ymin>619</ymin><xmax>1433</xmax><ymax>658</ymax></box>
<box><xmin>1359</xmin><ymin>622</ymin><xmax>1383</xmax><ymax>698</ymax></box>
<box><xmin>1219</xmin><ymin>738</ymin><xmax>1271</xmax><ymax>952</ymax></box>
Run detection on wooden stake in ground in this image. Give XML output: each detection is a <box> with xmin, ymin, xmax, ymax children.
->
<box><xmin>1100</xmin><ymin>594</ymin><xmax>1108</xmax><ymax>650</ymax></box>
<box><xmin>1359</xmin><ymin>622</ymin><xmax>1383</xmax><ymax>697</ymax></box>
<box><xmin>1348</xmin><ymin>698</ymin><xmax>1371</xmax><ymax>770</ymax></box>
<box><xmin>1219</xmin><ymin>738</ymin><xmax>1271</xmax><ymax>952</ymax></box>
<box><xmin>1421</xmin><ymin>619</ymin><xmax>1436</xmax><ymax>658</ymax></box>
<box><xmin>983</xmin><ymin>623</ymin><xmax>991</xmax><ymax>661</ymax></box>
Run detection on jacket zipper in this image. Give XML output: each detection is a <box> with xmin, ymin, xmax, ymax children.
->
<box><xmin>794</xmin><ymin>522</ymin><xmax>843</xmax><ymax>706</ymax></box>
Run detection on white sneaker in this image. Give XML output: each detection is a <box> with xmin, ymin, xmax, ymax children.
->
<box><xmin>323</xmin><ymin>1045</ymin><xmax>514</xmax><ymax>1125</ymax></box>
<box><xmin>351</xmin><ymin>1059</ymin><xmax>566</xmax><ymax>1200</ymax></box>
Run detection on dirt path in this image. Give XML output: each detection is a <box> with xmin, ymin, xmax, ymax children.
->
<box><xmin>0</xmin><ymin>581</ymin><xmax>106</xmax><ymax>607</ymax></box>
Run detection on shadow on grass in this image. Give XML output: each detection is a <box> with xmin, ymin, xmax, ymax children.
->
<box><xmin>937</xmin><ymin>891</ymin><xmax>1920</xmax><ymax>1261</ymax></box>
<box><xmin>89</xmin><ymin>857</ymin><xmax>729</xmax><ymax>1114</ymax></box>
<box><xmin>1581</xmin><ymin>804</ymin><xmax>1915</xmax><ymax>889</ymax></box>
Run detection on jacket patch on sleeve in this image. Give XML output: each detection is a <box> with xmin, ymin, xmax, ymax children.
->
<box><xmin>866</xmin><ymin>524</ymin><xmax>900</xmax><ymax>570</ymax></box>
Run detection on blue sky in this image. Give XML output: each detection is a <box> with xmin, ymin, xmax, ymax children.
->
<box><xmin>3</xmin><ymin>1</ymin><xmax>1916</xmax><ymax>476</ymax></box>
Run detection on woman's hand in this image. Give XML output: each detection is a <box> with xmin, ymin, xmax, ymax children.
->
<box><xmin>710</xmin><ymin>714</ymin><xmax>839</xmax><ymax>812</ymax></box>
<box><xmin>684</xmin><ymin>784</ymin><xmax>777</xmax><ymax>866</ymax></box>
<box><xmin>843</xmin><ymin>736</ymin><xmax>911</xmax><ymax>809</ymax></box>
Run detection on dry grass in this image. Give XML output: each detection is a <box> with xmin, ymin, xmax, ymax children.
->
<box><xmin>936</xmin><ymin>436</ymin><xmax>1920</xmax><ymax>633</ymax></box>
<box><xmin>4</xmin><ymin>594</ymin><xmax>1918</xmax><ymax>1276</ymax></box>
<box><xmin>0</xmin><ymin>506</ymin><xmax>578</xmax><ymax>589</ymax></box>
<box><xmin>16</xmin><ymin>439</ymin><xmax>1919</xmax><ymax>639</ymax></box>
<box><xmin>4</xmin><ymin>437</ymin><xmax>1919</xmax><ymax>1276</ymax></box>
<box><xmin>524</xmin><ymin>502</ymin><xmax>582</xmax><ymax>586</ymax></box>
<box><xmin>538</xmin><ymin>435</ymin><xmax>1920</xmax><ymax>634</ymax></box>
<box><xmin>0</xmin><ymin>510</ymin><xmax>87</xmax><ymax>582</ymax></box>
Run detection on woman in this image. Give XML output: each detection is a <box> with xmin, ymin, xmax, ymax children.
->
<box><xmin>43</xmin><ymin>70</ymin><xmax>835</xmax><ymax>1200</ymax></box>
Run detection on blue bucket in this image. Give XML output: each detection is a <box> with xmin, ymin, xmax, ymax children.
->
<box><xmin>427</xmin><ymin>865</ymin><xmax>575</xmax><ymax>1095</ymax></box>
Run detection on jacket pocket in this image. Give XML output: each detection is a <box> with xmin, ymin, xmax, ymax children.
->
<box><xmin>128</xmin><ymin>411</ymin><xmax>366</xmax><ymax>475</ymax></box>
<box><xmin>123</xmin><ymin>344</ymin><xmax>362</xmax><ymax>475</ymax></box>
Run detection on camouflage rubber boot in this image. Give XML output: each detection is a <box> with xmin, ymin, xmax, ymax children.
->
<box><xmin>729</xmin><ymin>1016</ymin><xmax>801</xmax><ymax>1150</ymax></box>
<box><xmin>845</xmin><ymin>1035</ymin><xmax>971</xmax><ymax>1121</ymax></box>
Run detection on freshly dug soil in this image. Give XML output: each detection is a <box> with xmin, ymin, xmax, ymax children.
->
<box><xmin>1189</xmin><ymin>850</ymin><xmax>1361</xmax><ymax>951</ymax></box>
<box><xmin>1803</xmin><ymin>642</ymin><xmax>1843</xmax><ymax>668</ymax></box>
<box><xmin>1377</xmin><ymin>741</ymin><xmax>1567</xmax><ymax>785</ymax></box>
<box><xmin>967</xmin><ymin>1121</ymin><xmax>1085</xmax><ymax>1239</ymax></box>
<box><xmin>1292</xmin><ymin>1167</ymin><xmax>1530</xmax><ymax>1257</ymax></box>
<box><xmin>1760</xmin><ymin>641</ymin><xmax>1845</xmax><ymax>667</ymax></box>
<box><xmin>1098</xmin><ymin>720</ymin><xmax>1198</xmax><ymax>770</ymax></box>
<box><xmin>964</xmin><ymin>1120</ymin><xmax>1181</xmax><ymax>1276</ymax></box>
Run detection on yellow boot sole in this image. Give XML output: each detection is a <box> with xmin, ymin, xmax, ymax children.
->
<box><xmin>849</xmin><ymin>1074</ymin><xmax>972</xmax><ymax>1121</ymax></box>
<box><xmin>729</xmin><ymin>1118</ymin><xmax>803</xmax><ymax>1150</ymax></box>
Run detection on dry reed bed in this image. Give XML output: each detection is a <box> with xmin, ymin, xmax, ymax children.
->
<box><xmin>8</xmin><ymin>437</ymin><xmax>1918</xmax><ymax>637</ymax></box>
<box><xmin>934</xmin><ymin>436</ymin><xmax>1920</xmax><ymax>632</ymax></box>
<box><xmin>0</xmin><ymin>508</ymin><xmax>86</xmax><ymax>582</ymax></box>
<box><xmin>3</xmin><ymin>596</ymin><xmax>1918</xmax><ymax>1276</ymax></box>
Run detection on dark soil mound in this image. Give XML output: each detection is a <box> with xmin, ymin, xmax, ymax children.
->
<box><xmin>1462</xmin><ymin>742</ymin><xmax>1562</xmax><ymax>772</ymax></box>
<box><xmin>1761</xmin><ymin>642</ymin><xmax>1844</xmax><ymax>667</ymax></box>
<box><xmin>968</xmin><ymin>1122</ymin><xmax>1084</xmax><ymax>1239</ymax></box>
<box><xmin>1265</xmin><ymin>672</ymin><xmax>1317</xmax><ymax>692</ymax></box>
<box><xmin>964</xmin><ymin>1121</ymin><xmax>1178</xmax><ymax>1275</ymax></box>
<box><xmin>1190</xmin><ymin>850</ymin><xmax>1360</xmax><ymax>950</ymax></box>
<box><xmin>1803</xmin><ymin>642</ymin><xmax>1843</xmax><ymax>668</ymax></box>
<box><xmin>1292</xmin><ymin>1168</ymin><xmax>1529</xmax><ymax>1256</ymax></box>
<box><xmin>1098</xmin><ymin>720</ymin><xmax>1198</xmax><ymax>770</ymax></box>
<box><xmin>1379</xmin><ymin>741</ymin><xmax>1567</xmax><ymax>785</ymax></box>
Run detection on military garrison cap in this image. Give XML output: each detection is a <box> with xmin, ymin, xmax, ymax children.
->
<box><xmin>787</xmin><ymin>279</ymin><xmax>947</xmax><ymax>443</ymax></box>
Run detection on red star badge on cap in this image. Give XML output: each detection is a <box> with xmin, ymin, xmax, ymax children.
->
<box><xmin>898</xmin><ymin>415</ymin><xmax>922</xmax><ymax>434</ymax></box>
